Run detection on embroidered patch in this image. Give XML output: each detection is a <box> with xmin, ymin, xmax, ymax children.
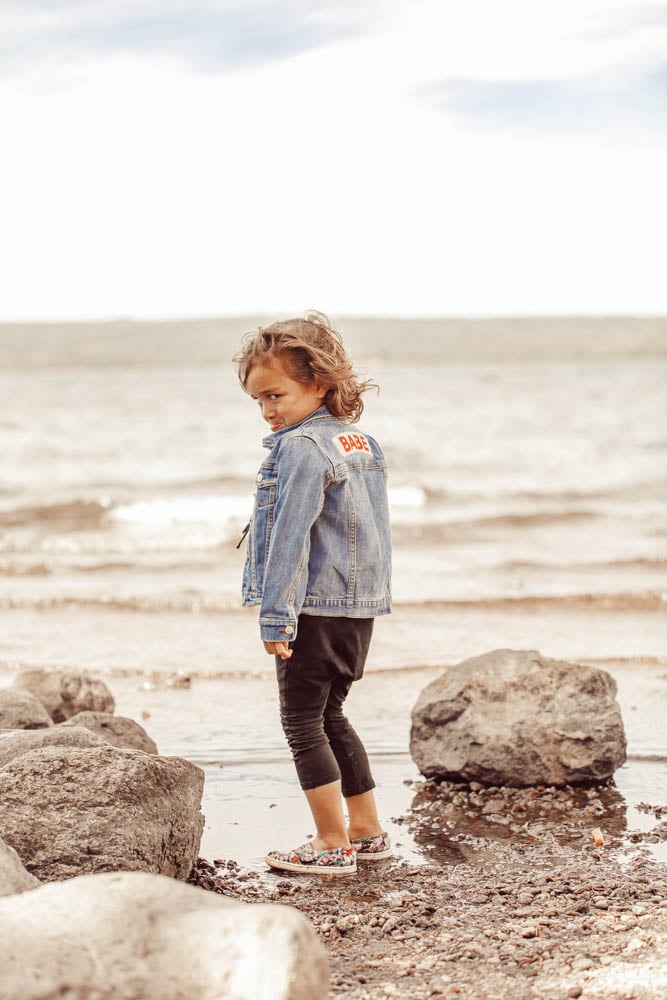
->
<box><xmin>332</xmin><ymin>432</ymin><xmax>371</xmax><ymax>457</ymax></box>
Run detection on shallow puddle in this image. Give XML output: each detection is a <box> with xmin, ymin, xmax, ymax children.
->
<box><xmin>401</xmin><ymin>759</ymin><xmax>667</xmax><ymax>868</ymax></box>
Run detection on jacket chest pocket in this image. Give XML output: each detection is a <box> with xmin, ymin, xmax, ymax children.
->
<box><xmin>255</xmin><ymin>465</ymin><xmax>278</xmax><ymax>509</ymax></box>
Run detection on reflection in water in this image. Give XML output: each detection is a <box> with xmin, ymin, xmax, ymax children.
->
<box><xmin>403</xmin><ymin>778</ymin><xmax>634</xmax><ymax>866</ymax></box>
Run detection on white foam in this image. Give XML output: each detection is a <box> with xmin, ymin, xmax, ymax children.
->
<box><xmin>388</xmin><ymin>485</ymin><xmax>427</xmax><ymax>509</ymax></box>
<box><xmin>110</xmin><ymin>495</ymin><xmax>249</xmax><ymax>529</ymax></box>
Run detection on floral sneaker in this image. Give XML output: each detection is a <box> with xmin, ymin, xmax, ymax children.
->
<box><xmin>350</xmin><ymin>832</ymin><xmax>392</xmax><ymax>862</ymax></box>
<box><xmin>265</xmin><ymin>841</ymin><xmax>357</xmax><ymax>877</ymax></box>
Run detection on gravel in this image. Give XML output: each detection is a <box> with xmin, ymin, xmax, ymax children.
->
<box><xmin>189</xmin><ymin>778</ymin><xmax>667</xmax><ymax>1000</ymax></box>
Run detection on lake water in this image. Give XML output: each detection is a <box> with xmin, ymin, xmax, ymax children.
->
<box><xmin>1</xmin><ymin>319</ymin><xmax>665</xmax><ymax>864</ymax></box>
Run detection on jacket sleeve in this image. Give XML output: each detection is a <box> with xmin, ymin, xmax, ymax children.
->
<box><xmin>258</xmin><ymin>437</ymin><xmax>331</xmax><ymax>643</ymax></box>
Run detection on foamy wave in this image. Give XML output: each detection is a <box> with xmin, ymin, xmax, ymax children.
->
<box><xmin>0</xmin><ymin>498</ymin><xmax>112</xmax><ymax>529</ymax></box>
<box><xmin>388</xmin><ymin>485</ymin><xmax>427</xmax><ymax>509</ymax></box>
<box><xmin>391</xmin><ymin>508</ymin><xmax>598</xmax><ymax>544</ymax></box>
<box><xmin>109</xmin><ymin>495</ymin><xmax>249</xmax><ymax>528</ymax></box>
<box><xmin>2</xmin><ymin>589</ymin><xmax>664</xmax><ymax>615</ymax></box>
<box><xmin>0</xmin><ymin>561</ymin><xmax>52</xmax><ymax>576</ymax></box>
<box><xmin>496</xmin><ymin>556</ymin><xmax>667</xmax><ymax>572</ymax></box>
<box><xmin>0</xmin><ymin>595</ymin><xmax>241</xmax><ymax>613</ymax></box>
<box><xmin>391</xmin><ymin>592</ymin><xmax>667</xmax><ymax>613</ymax></box>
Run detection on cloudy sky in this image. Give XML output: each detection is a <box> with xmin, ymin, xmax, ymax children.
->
<box><xmin>1</xmin><ymin>0</ymin><xmax>666</xmax><ymax>319</ymax></box>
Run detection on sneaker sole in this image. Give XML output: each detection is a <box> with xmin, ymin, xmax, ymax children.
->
<box><xmin>265</xmin><ymin>856</ymin><xmax>357</xmax><ymax>876</ymax></box>
<box><xmin>355</xmin><ymin>849</ymin><xmax>393</xmax><ymax>862</ymax></box>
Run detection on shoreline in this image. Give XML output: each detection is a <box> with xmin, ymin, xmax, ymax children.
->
<box><xmin>2</xmin><ymin>659</ymin><xmax>666</xmax><ymax>867</ymax></box>
<box><xmin>190</xmin><ymin>777</ymin><xmax>667</xmax><ymax>1000</ymax></box>
<box><xmin>1</xmin><ymin>657</ymin><xmax>666</xmax><ymax>998</ymax></box>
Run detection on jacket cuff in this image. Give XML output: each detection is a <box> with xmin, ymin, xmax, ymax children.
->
<box><xmin>259</xmin><ymin>618</ymin><xmax>297</xmax><ymax>643</ymax></box>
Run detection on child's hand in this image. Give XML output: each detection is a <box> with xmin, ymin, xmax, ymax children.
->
<box><xmin>263</xmin><ymin>640</ymin><xmax>293</xmax><ymax>659</ymax></box>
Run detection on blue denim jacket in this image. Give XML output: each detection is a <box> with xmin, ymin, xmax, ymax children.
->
<box><xmin>242</xmin><ymin>406</ymin><xmax>392</xmax><ymax>642</ymax></box>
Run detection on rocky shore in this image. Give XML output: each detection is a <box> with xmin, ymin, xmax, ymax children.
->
<box><xmin>2</xmin><ymin>654</ymin><xmax>665</xmax><ymax>998</ymax></box>
<box><xmin>190</xmin><ymin>777</ymin><xmax>667</xmax><ymax>1000</ymax></box>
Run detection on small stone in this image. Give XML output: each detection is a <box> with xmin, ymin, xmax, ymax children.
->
<box><xmin>336</xmin><ymin>914</ymin><xmax>358</xmax><ymax>933</ymax></box>
<box><xmin>567</xmin><ymin>988</ymin><xmax>583</xmax><ymax>998</ymax></box>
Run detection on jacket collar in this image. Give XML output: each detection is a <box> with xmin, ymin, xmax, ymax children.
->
<box><xmin>262</xmin><ymin>405</ymin><xmax>330</xmax><ymax>449</ymax></box>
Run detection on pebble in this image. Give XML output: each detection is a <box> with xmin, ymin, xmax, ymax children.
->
<box><xmin>572</xmin><ymin>957</ymin><xmax>595</xmax><ymax>971</ymax></box>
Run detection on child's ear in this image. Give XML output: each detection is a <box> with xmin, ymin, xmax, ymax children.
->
<box><xmin>315</xmin><ymin>383</ymin><xmax>328</xmax><ymax>400</ymax></box>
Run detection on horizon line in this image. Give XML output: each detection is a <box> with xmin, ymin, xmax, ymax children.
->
<box><xmin>1</xmin><ymin>312</ymin><xmax>667</xmax><ymax>326</ymax></box>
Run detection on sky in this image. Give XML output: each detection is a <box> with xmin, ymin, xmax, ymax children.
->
<box><xmin>1</xmin><ymin>0</ymin><xmax>666</xmax><ymax>320</ymax></box>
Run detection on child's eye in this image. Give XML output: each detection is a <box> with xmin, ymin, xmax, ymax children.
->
<box><xmin>269</xmin><ymin>394</ymin><xmax>280</xmax><ymax>400</ymax></box>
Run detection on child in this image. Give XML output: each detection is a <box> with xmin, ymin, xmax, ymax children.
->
<box><xmin>234</xmin><ymin>312</ymin><xmax>392</xmax><ymax>877</ymax></box>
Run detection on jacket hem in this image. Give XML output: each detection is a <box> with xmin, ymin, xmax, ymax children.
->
<box><xmin>301</xmin><ymin>603</ymin><xmax>392</xmax><ymax>618</ymax></box>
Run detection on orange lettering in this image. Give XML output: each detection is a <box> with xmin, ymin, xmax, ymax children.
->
<box><xmin>333</xmin><ymin>431</ymin><xmax>371</xmax><ymax>456</ymax></box>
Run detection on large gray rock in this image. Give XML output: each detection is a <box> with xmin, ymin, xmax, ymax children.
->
<box><xmin>0</xmin><ymin>726</ymin><xmax>107</xmax><ymax>769</ymax></box>
<box><xmin>61</xmin><ymin>711</ymin><xmax>158</xmax><ymax>753</ymax></box>
<box><xmin>410</xmin><ymin>648</ymin><xmax>627</xmax><ymax>787</ymax></box>
<box><xmin>0</xmin><ymin>837</ymin><xmax>40</xmax><ymax>897</ymax></box>
<box><xmin>12</xmin><ymin>668</ymin><xmax>114</xmax><ymax>722</ymax></box>
<box><xmin>0</xmin><ymin>870</ymin><xmax>329</xmax><ymax>1000</ymax></box>
<box><xmin>0</xmin><ymin>745</ymin><xmax>204</xmax><ymax>881</ymax></box>
<box><xmin>0</xmin><ymin>689</ymin><xmax>52</xmax><ymax>730</ymax></box>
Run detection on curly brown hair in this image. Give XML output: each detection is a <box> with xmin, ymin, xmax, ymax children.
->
<box><xmin>233</xmin><ymin>312</ymin><xmax>377</xmax><ymax>423</ymax></box>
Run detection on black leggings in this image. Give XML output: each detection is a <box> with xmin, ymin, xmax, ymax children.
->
<box><xmin>275</xmin><ymin>614</ymin><xmax>376</xmax><ymax>797</ymax></box>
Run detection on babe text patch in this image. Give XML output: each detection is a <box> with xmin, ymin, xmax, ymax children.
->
<box><xmin>332</xmin><ymin>432</ymin><xmax>371</xmax><ymax>457</ymax></box>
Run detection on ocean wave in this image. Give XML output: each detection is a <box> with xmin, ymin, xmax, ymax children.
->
<box><xmin>0</xmin><ymin>561</ymin><xmax>52</xmax><ymax>576</ymax></box>
<box><xmin>388</xmin><ymin>485</ymin><xmax>427</xmax><ymax>508</ymax></box>
<box><xmin>391</xmin><ymin>509</ymin><xmax>598</xmax><ymax>544</ymax></box>
<box><xmin>0</xmin><ymin>498</ymin><xmax>113</xmax><ymax>529</ymax></box>
<box><xmin>109</xmin><ymin>494</ymin><xmax>250</xmax><ymax>528</ymax></box>
<box><xmin>495</xmin><ymin>556</ymin><xmax>667</xmax><ymax>572</ymax></box>
<box><xmin>391</xmin><ymin>593</ymin><xmax>667</xmax><ymax>613</ymax></box>
<box><xmin>422</xmin><ymin>479</ymin><xmax>667</xmax><ymax>506</ymax></box>
<box><xmin>0</xmin><ymin>595</ymin><xmax>242</xmax><ymax>613</ymax></box>
<box><xmin>1</xmin><ymin>589</ymin><xmax>664</xmax><ymax>615</ymax></box>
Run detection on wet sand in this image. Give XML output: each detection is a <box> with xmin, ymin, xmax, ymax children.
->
<box><xmin>121</xmin><ymin>653</ymin><xmax>667</xmax><ymax>998</ymax></box>
<box><xmin>191</xmin><ymin>780</ymin><xmax>667</xmax><ymax>1000</ymax></box>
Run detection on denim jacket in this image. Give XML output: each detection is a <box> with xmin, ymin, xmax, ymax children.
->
<box><xmin>242</xmin><ymin>406</ymin><xmax>392</xmax><ymax>642</ymax></box>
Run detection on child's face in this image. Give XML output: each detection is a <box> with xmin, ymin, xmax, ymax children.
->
<box><xmin>246</xmin><ymin>356</ymin><xmax>327</xmax><ymax>433</ymax></box>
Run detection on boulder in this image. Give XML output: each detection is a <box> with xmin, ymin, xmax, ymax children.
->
<box><xmin>410</xmin><ymin>648</ymin><xmax>627</xmax><ymax>787</ymax></box>
<box><xmin>61</xmin><ymin>711</ymin><xmax>158</xmax><ymax>753</ymax></box>
<box><xmin>12</xmin><ymin>668</ymin><xmax>114</xmax><ymax>722</ymax></box>
<box><xmin>0</xmin><ymin>745</ymin><xmax>204</xmax><ymax>881</ymax></box>
<box><xmin>0</xmin><ymin>689</ymin><xmax>52</xmax><ymax>730</ymax></box>
<box><xmin>0</xmin><ymin>870</ymin><xmax>329</xmax><ymax>1000</ymax></box>
<box><xmin>0</xmin><ymin>837</ymin><xmax>40</xmax><ymax>897</ymax></box>
<box><xmin>0</xmin><ymin>726</ymin><xmax>107</xmax><ymax>769</ymax></box>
